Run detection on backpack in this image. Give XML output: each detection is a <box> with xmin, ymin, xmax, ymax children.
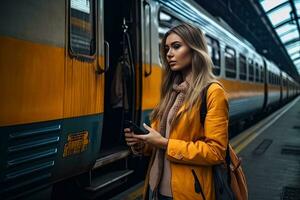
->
<box><xmin>200</xmin><ymin>83</ymin><xmax>248</xmax><ymax>200</ymax></box>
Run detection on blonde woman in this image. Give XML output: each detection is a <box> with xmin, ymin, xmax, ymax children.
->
<box><xmin>125</xmin><ymin>23</ymin><xmax>229</xmax><ymax>200</ymax></box>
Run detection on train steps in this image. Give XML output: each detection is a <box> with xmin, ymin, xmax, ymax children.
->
<box><xmin>81</xmin><ymin>148</ymin><xmax>133</xmax><ymax>199</ymax></box>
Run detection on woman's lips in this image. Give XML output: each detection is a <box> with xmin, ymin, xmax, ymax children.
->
<box><xmin>169</xmin><ymin>61</ymin><xmax>176</xmax><ymax>66</ymax></box>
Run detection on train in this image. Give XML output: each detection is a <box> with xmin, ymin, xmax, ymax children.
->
<box><xmin>0</xmin><ymin>0</ymin><xmax>299</xmax><ymax>199</ymax></box>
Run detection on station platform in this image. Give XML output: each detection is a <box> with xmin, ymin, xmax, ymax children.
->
<box><xmin>110</xmin><ymin>96</ymin><xmax>300</xmax><ymax>200</ymax></box>
<box><xmin>232</xmin><ymin>96</ymin><xmax>300</xmax><ymax>200</ymax></box>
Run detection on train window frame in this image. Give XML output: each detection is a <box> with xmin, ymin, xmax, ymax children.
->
<box><xmin>206</xmin><ymin>35</ymin><xmax>221</xmax><ymax>76</ymax></box>
<box><xmin>239</xmin><ymin>54</ymin><xmax>247</xmax><ymax>81</ymax></box>
<box><xmin>225</xmin><ymin>46</ymin><xmax>237</xmax><ymax>79</ymax></box>
<box><xmin>68</xmin><ymin>0</ymin><xmax>96</xmax><ymax>61</ymax></box>
<box><xmin>248</xmin><ymin>59</ymin><xmax>254</xmax><ymax>82</ymax></box>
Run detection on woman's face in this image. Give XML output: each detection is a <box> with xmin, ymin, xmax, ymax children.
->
<box><xmin>165</xmin><ymin>33</ymin><xmax>192</xmax><ymax>72</ymax></box>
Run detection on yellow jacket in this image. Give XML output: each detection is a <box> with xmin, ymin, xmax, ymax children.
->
<box><xmin>143</xmin><ymin>83</ymin><xmax>229</xmax><ymax>200</ymax></box>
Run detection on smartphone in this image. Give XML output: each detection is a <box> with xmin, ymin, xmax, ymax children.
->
<box><xmin>124</xmin><ymin>120</ymin><xmax>149</xmax><ymax>135</ymax></box>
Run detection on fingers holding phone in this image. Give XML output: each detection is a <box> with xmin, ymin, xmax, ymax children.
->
<box><xmin>124</xmin><ymin>120</ymin><xmax>149</xmax><ymax>135</ymax></box>
<box><xmin>124</xmin><ymin>128</ymin><xmax>143</xmax><ymax>147</ymax></box>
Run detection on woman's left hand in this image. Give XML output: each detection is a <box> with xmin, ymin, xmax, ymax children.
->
<box><xmin>131</xmin><ymin>123</ymin><xmax>168</xmax><ymax>150</ymax></box>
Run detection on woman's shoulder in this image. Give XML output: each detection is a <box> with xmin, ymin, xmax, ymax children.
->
<box><xmin>207</xmin><ymin>82</ymin><xmax>226</xmax><ymax>94</ymax></box>
<box><xmin>206</xmin><ymin>82</ymin><xmax>228</xmax><ymax>105</ymax></box>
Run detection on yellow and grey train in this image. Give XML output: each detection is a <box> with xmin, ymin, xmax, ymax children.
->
<box><xmin>0</xmin><ymin>0</ymin><xmax>299</xmax><ymax>199</ymax></box>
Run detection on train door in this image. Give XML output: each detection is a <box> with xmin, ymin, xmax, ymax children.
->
<box><xmin>60</xmin><ymin>0</ymin><xmax>105</xmax><ymax>178</ymax></box>
<box><xmin>100</xmin><ymin>0</ymin><xmax>138</xmax><ymax>154</ymax></box>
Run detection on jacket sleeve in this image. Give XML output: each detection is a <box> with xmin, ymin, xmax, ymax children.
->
<box><xmin>166</xmin><ymin>86</ymin><xmax>229</xmax><ymax>166</ymax></box>
<box><xmin>131</xmin><ymin>142</ymin><xmax>153</xmax><ymax>156</ymax></box>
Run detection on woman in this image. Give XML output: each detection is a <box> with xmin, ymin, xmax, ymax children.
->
<box><xmin>124</xmin><ymin>23</ymin><xmax>229</xmax><ymax>200</ymax></box>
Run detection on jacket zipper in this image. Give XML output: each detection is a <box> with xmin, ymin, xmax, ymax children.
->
<box><xmin>191</xmin><ymin>169</ymin><xmax>206</xmax><ymax>200</ymax></box>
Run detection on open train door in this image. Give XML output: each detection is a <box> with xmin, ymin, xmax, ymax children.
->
<box><xmin>99</xmin><ymin>0</ymin><xmax>139</xmax><ymax>154</ymax></box>
<box><xmin>77</xmin><ymin>0</ymin><xmax>143</xmax><ymax>198</ymax></box>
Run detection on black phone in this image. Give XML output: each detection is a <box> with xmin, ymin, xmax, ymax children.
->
<box><xmin>124</xmin><ymin>120</ymin><xmax>149</xmax><ymax>135</ymax></box>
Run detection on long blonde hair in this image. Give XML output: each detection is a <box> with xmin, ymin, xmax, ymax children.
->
<box><xmin>150</xmin><ymin>23</ymin><xmax>220</xmax><ymax>122</ymax></box>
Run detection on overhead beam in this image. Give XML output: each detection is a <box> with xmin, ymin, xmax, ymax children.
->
<box><xmin>289</xmin><ymin>0</ymin><xmax>300</xmax><ymax>76</ymax></box>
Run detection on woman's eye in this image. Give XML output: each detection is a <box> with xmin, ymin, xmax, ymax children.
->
<box><xmin>173</xmin><ymin>44</ymin><xmax>181</xmax><ymax>49</ymax></box>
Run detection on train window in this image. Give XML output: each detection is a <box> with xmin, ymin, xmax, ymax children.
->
<box><xmin>248</xmin><ymin>59</ymin><xmax>254</xmax><ymax>81</ymax></box>
<box><xmin>260</xmin><ymin>65</ymin><xmax>264</xmax><ymax>83</ymax></box>
<box><xmin>255</xmin><ymin>63</ymin><xmax>259</xmax><ymax>82</ymax></box>
<box><xmin>270</xmin><ymin>72</ymin><xmax>274</xmax><ymax>85</ymax></box>
<box><xmin>206</xmin><ymin>35</ymin><xmax>221</xmax><ymax>76</ymax></box>
<box><xmin>239</xmin><ymin>54</ymin><xmax>247</xmax><ymax>80</ymax></box>
<box><xmin>225</xmin><ymin>46</ymin><xmax>236</xmax><ymax>78</ymax></box>
<box><xmin>69</xmin><ymin>0</ymin><xmax>95</xmax><ymax>58</ymax></box>
<box><xmin>158</xmin><ymin>10</ymin><xmax>182</xmax><ymax>39</ymax></box>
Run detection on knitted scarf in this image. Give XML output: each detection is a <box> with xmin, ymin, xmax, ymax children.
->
<box><xmin>149</xmin><ymin>80</ymin><xmax>189</xmax><ymax>198</ymax></box>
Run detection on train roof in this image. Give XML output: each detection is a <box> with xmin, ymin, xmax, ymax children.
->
<box><xmin>157</xmin><ymin>0</ymin><xmax>256</xmax><ymax>51</ymax></box>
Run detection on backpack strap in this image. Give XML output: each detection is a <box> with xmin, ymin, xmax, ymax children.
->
<box><xmin>200</xmin><ymin>83</ymin><xmax>213</xmax><ymax>127</ymax></box>
<box><xmin>200</xmin><ymin>82</ymin><xmax>231</xmax><ymax>185</ymax></box>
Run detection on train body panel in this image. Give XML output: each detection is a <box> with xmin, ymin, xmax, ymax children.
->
<box><xmin>0</xmin><ymin>113</ymin><xmax>103</xmax><ymax>199</ymax></box>
<box><xmin>220</xmin><ymin>79</ymin><xmax>264</xmax><ymax>120</ymax></box>
<box><xmin>0</xmin><ymin>0</ymin><xmax>106</xmax><ymax>198</ymax></box>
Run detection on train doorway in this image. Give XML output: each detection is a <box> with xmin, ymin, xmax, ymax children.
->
<box><xmin>100</xmin><ymin>0</ymin><xmax>138</xmax><ymax>154</ymax></box>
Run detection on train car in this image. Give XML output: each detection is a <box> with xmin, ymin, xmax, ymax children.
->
<box><xmin>0</xmin><ymin>0</ymin><xmax>299</xmax><ymax>199</ymax></box>
<box><xmin>265</xmin><ymin>60</ymin><xmax>281</xmax><ymax>109</ymax></box>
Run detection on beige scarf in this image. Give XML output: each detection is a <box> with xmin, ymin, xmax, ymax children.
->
<box><xmin>149</xmin><ymin>80</ymin><xmax>189</xmax><ymax>198</ymax></box>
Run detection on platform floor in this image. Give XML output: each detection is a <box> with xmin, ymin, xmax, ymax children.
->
<box><xmin>239</xmin><ymin>97</ymin><xmax>300</xmax><ymax>200</ymax></box>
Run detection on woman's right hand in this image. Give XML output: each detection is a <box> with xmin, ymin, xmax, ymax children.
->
<box><xmin>124</xmin><ymin>128</ymin><xmax>143</xmax><ymax>147</ymax></box>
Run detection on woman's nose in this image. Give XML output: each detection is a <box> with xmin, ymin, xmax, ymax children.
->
<box><xmin>166</xmin><ymin>48</ymin><xmax>173</xmax><ymax>58</ymax></box>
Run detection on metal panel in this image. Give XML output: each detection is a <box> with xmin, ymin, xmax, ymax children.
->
<box><xmin>0</xmin><ymin>0</ymin><xmax>65</xmax><ymax>47</ymax></box>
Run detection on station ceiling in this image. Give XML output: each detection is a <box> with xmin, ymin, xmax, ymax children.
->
<box><xmin>195</xmin><ymin>0</ymin><xmax>300</xmax><ymax>82</ymax></box>
<box><xmin>260</xmin><ymin>0</ymin><xmax>300</xmax><ymax>76</ymax></box>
